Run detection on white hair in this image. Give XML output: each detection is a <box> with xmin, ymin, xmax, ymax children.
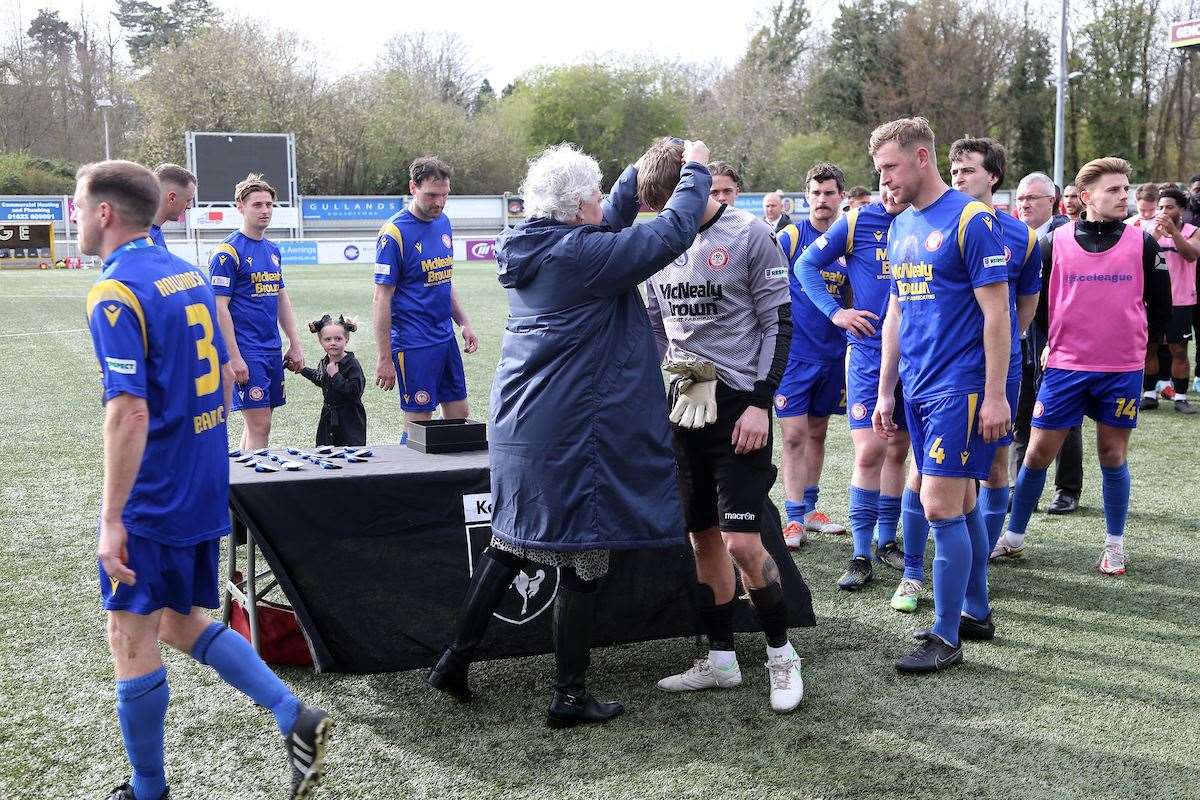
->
<box><xmin>519</xmin><ymin>144</ymin><xmax>602</xmax><ymax>223</ymax></box>
<box><xmin>1018</xmin><ymin>171</ymin><xmax>1056</xmax><ymax>196</ymax></box>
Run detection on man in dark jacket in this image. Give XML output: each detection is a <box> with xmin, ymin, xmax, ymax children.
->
<box><xmin>428</xmin><ymin>140</ymin><xmax>713</xmax><ymax>729</ymax></box>
<box><xmin>1012</xmin><ymin>172</ymin><xmax>1081</xmax><ymax>514</ymax></box>
<box><xmin>762</xmin><ymin>191</ymin><xmax>791</xmax><ymax>232</ymax></box>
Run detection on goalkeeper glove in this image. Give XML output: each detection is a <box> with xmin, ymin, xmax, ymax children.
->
<box><xmin>664</xmin><ymin>354</ymin><xmax>718</xmax><ymax>429</ymax></box>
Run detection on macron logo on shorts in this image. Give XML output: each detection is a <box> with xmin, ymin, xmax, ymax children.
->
<box><xmin>724</xmin><ymin>511</ymin><xmax>756</xmax><ymax>521</ymax></box>
<box><xmin>211</xmin><ymin>275</ymin><xmax>231</xmax><ymax>288</ymax></box>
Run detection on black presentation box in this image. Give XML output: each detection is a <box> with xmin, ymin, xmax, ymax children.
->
<box><xmin>406</xmin><ymin>419</ymin><xmax>488</xmax><ymax>454</ymax></box>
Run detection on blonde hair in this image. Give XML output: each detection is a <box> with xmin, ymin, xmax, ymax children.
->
<box><xmin>234</xmin><ymin>173</ymin><xmax>277</xmax><ymax>204</ymax></box>
<box><xmin>868</xmin><ymin>117</ymin><xmax>936</xmax><ymax>157</ymax></box>
<box><xmin>1074</xmin><ymin>157</ymin><xmax>1130</xmax><ymax>192</ymax></box>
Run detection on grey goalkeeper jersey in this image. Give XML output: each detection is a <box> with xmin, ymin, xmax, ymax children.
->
<box><xmin>646</xmin><ymin>205</ymin><xmax>790</xmax><ymax>391</ymax></box>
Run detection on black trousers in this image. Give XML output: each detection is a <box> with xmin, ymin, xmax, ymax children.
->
<box><xmin>1009</xmin><ymin>343</ymin><xmax>1083</xmax><ymax>497</ymax></box>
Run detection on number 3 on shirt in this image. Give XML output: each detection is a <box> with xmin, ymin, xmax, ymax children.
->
<box><xmin>1114</xmin><ymin>397</ymin><xmax>1138</xmax><ymax>421</ymax></box>
<box><xmin>186</xmin><ymin>303</ymin><xmax>220</xmax><ymax>397</ymax></box>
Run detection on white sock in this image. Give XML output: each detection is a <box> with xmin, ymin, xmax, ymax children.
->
<box><xmin>1004</xmin><ymin>531</ymin><xmax>1026</xmax><ymax>547</ymax></box>
<box><xmin>1177</xmin><ymin>393</ymin><xmax>1189</xmax><ymax>401</ymax></box>
<box><xmin>1105</xmin><ymin>534</ymin><xmax>1124</xmax><ymax>548</ymax></box>
<box><xmin>709</xmin><ymin>649</ymin><xmax>737</xmax><ymax>670</ymax></box>
<box><xmin>1143</xmin><ymin>390</ymin><xmax>1157</xmax><ymax>399</ymax></box>
<box><xmin>766</xmin><ymin>642</ymin><xmax>796</xmax><ymax>661</ymax></box>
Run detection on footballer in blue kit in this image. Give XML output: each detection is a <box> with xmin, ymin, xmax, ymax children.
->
<box><xmin>372</xmin><ymin>156</ymin><xmax>478</xmax><ymax>430</ymax></box>
<box><xmin>209</xmin><ymin>173</ymin><xmax>305</xmax><ymax>451</ymax></box>
<box><xmin>794</xmin><ymin>188</ymin><xmax>914</xmax><ymax>589</ymax></box>
<box><xmin>949</xmin><ymin>138</ymin><xmax>1042</xmax><ymax>558</ymax></box>
<box><xmin>774</xmin><ymin>163</ymin><xmax>849</xmax><ymax>545</ymax></box>
<box><xmin>870</xmin><ymin>118</ymin><xmax>1012</xmax><ymax>675</ymax></box>
<box><xmin>77</xmin><ymin>161</ymin><xmax>330</xmax><ymax>800</ymax></box>
<box><xmin>147</xmin><ymin>164</ymin><xmax>195</xmax><ymax>251</ymax></box>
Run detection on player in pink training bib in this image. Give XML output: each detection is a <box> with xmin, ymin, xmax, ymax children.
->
<box><xmin>998</xmin><ymin>157</ymin><xmax>1173</xmax><ymax>577</ymax></box>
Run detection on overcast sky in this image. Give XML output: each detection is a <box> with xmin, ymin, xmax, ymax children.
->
<box><xmin>11</xmin><ymin>0</ymin><xmax>808</xmax><ymax>89</ymax></box>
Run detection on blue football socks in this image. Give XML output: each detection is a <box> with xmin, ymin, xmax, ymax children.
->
<box><xmin>1008</xmin><ymin>465</ymin><xmax>1047</xmax><ymax>537</ymax></box>
<box><xmin>1101</xmin><ymin>462</ymin><xmax>1131</xmax><ymax>538</ymax></box>
<box><xmin>930</xmin><ymin>516</ymin><xmax>971</xmax><ymax>646</ymax></box>
<box><xmin>784</xmin><ymin>499</ymin><xmax>806</xmax><ymax>526</ymax></box>
<box><xmin>848</xmin><ymin>485</ymin><xmax>880</xmax><ymax>559</ymax></box>
<box><xmin>979</xmin><ymin>485</ymin><xmax>1010</xmax><ymax>551</ymax></box>
<box><xmin>876</xmin><ymin>494</ymin><xmax>901</xmax><ymax>547</ymax></box>
<box><xmin>963</xmin><ymin>505</ymin><xmax>992</xmax><ymax>621</ymax></box>
<box><xmin>804</xmin><ymin>485</ymin><xmax>820</xmax><ymax>516</ymax></box>
<box><xmin>902</xmin><ymin>487</ymin><xmax>929</xmax><ymax>582</ymax></box>
<box><xmin>192</xmin><ymin>622</ymin><xmax>300</xmax><ymax>736</ymax></box>
<box><xmin>115</xmin><ymin>666</ymin><xmax>169</xmax><ymax>800</ymax></box>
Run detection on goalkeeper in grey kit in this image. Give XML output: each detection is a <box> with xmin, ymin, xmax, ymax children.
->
<box><xmin>640</xmin><ymin>139</ymin><xmax>803</xmax><ymax>713</ymax></box>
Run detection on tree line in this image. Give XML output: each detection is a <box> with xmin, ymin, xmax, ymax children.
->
<box><xmin>1</xmin><ymin>0</ymin><xmax>1198</xmax><ymax>196</ymax></box>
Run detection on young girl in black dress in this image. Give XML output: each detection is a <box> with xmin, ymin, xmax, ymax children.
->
<box><xmin>299</xmin><ymin>314</ymin><xmax>367</xmax><ymax>446</ymax></box>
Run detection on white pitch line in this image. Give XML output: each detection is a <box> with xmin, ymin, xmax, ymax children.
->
<box><xmin>0</xmin><ymin>328</ymin><xmax>87</xmax><ymax>338</ymax></box>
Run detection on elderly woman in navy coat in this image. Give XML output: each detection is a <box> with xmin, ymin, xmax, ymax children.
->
<box><xmin>429</xmin><ymin>140</ymin><xmax>712</xmax><ymax>728</ymax></box>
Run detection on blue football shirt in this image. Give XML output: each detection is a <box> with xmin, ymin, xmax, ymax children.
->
<box><xmin>794</xmin><ymin>202</ymin><xmax>897</xmax><ymax>350</ymax></box>
<box><xmin>994</xmin><ymin>211</ymin><xmax>1042</xmax><ymax>375</ymax></box>
<box><xmin>778</xmin><ymin>218</ymin><xmax>850</xmax><ymax>363</ymax></box>
<box><xmin>87</xmin><ymin>238</ymin><xmax>231</xmax><ymax>545</ymax></box>
<box><xmin>374</xmin><ymin>208</ymin><xmax>456</xmax><ymax>352</ymax></box>
<box><xmin>887</xmin><ymin>189</ymin><xmax>1009</xmax><ymax>401</ymax></box>
<box><xmin>208</xmin><ymin>231</ymin><xmax>284</xmax><ymax>355</ymax></box>
<box><xmin>147</xmin><ymin>224</ymin><xmax>166</xmax><ymax>249</ymax></box>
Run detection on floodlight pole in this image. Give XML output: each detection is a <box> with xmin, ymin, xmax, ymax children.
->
<box><xmin>1052</xmin><ymin>0</ymin><xmax>1068</xmax><ymax>188</ymax></box>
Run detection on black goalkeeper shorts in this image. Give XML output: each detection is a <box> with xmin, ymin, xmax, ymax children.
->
<box><xmin>670</xmin><ymin>380</ymin><xmax>778</xmax><ymax>534</ymax></box>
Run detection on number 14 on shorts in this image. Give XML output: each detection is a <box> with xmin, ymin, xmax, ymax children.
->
<box><xmin>1114</xmin><ymin>397</ymin><xmax>1138</xmax><ymax>420</ymax></box>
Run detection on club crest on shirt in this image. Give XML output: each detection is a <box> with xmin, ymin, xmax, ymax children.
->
<box><xmin>415</xmin><ymin>390</ymin><xmax>431</xmax><ymax>405</ymax></box>
<box><xmin>249</xmin><ymin>386</ymin><xmax>265</xmax><ymax>402</ymax></box>
<box><xmin>851</xmin><ymin>403</ymin><xmax>867</xmax><ymax>420</ymax></box>
<box><xmin>707</xmin><ymin>247</ymin><xmax>730</xmax><ymax>270</ymax></box>
<box><xmin>1004</xmin><ymin>245</ymin><xmax>1012</xmax><ymax>263</ymax></box>
<box><xmin>924</xmin><ymin>230</ymin><xmax>944</xmax><ymax>252</ymax></box>
<box><xmin>442</xmin><ymin>233</ymin><xmax>452</xmax><ymax>249</ymax></box>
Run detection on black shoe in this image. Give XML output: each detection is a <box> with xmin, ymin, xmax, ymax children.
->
<box><xmin>287</xmin><ymin>704</ymin><xmax>334</xmax><ymax>800</ymax></box>
<box><xmin>896</xmin><ymin>635</ymin><xmax>963</xmax><ymax>673</ymax></box>
<box><xmin>1175</xmin><ymin>398</ymin><xmax>1198</xmax><ymax>414</ymax></box>
<box><xmin>1141</xmin><ymin>395</ymin><xmax>1159</xmax><ymax>411</ymax></box>
<box><xmin>1046</xmin><ymin>492</ymin><xmax>1079</xmax><ymax>515</ymax></box>
<box><xmin>546</xmin><ymin>689</ymin><xmax>625</xmax><ymax>729</ymax></box>
<box><xmin>913</xmin><ymin>613</ymin><xmax>996</xmax><ymax>642</ymax></box>
<box><xmin>429</xmin><ymin>549</ymin><xmax>522</xmax><ymax>702</ymax></box>
<box><xmin>837</xmin><ymin>556</ymin><xmax>873</xmax><ymax>590</ymax></box>
<box><xmin>959</xmin><ymin>613</ymin><xmax>996</xmax><ymax>640</ymax></box>
<box><xmin>875</xmin><ymin>541</ymin><xmax>905</xmax><ymax>572</ymax></box>
<box><xmin>428</xmin><ymin>647</ymin><xmax>472</xmax><ymax>702</ymax></box>
<box><xmin>107</xmin><ymin>784</ymin><xmax>168</xmax><ymax>800</ymax></box>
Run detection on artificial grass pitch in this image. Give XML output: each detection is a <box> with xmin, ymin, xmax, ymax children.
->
<box><xmin>2</xmin><ymin>264</ymin><xmax>1198</xmax><ymax>799</ymax></box>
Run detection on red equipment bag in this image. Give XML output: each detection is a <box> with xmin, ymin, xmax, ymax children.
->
<box><xmin>228</xmin><ymin>571</ymin><xmax>314</xmax><ymax>668</ymax></box>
